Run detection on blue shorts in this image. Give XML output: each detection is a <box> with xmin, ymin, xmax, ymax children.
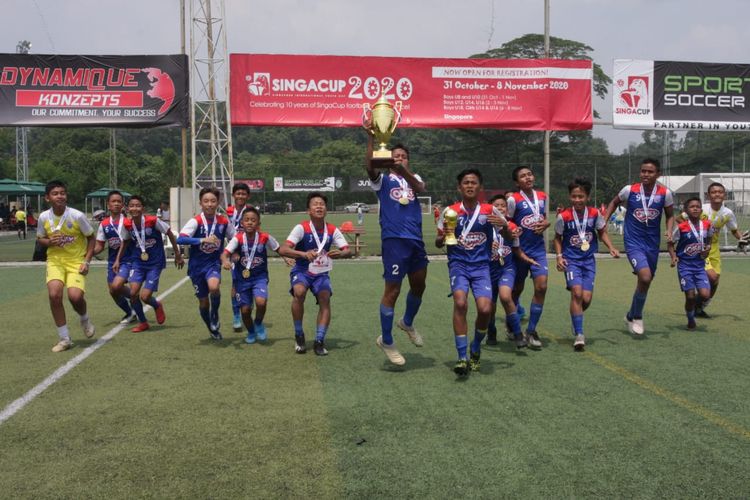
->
<box><xmin>677</xmin><ymin>265</ymin><xmax>710</xmax><ymax>292</ymax></box>
<box><xmin>563</xmin><ymin>258</ymin><xmax>596</xmax><ymax>292</ymax></box>
<box><xmin>189</xmin><ymin>265</ymin><xmax>222</xmax><ymax>299</ymax></box>
<box><xmin>107</xmin><ymin>261</ymin><xmax>132</xmax><ymax>284</ymax></box>
<box><xmin>382</xmin><ymin>238</ymin><xmax>429</xmax><ymax>282</ymax></box>
<box><xmin>129</xmin><ymin>265</ymin><xmax>162</xmax><ymax>292</ymax></box>
<box><xmin>235</xmin><ymin>279</ymin><xmax>270</xmax><ymax>307</ymax></box>
<box><xmin>490</xmin><ymin>261</ymin><xmax>516</xmax><ymax>303</ymax></box>
<box><xmin>514</xmin><ymin>249</ymin><xmax>548</xmax><ymax>283</ymax></box>
<box><xmin>449</xmin><ymin>261</ymin><xmax>493</xmax><ymax>299</ymax></box>
<box><xmin>290</xmin><ymin>271</ymin><xmax>332</xmax><ymax>297</ymax></box>
<box><xmin>626</xmin><ymin>246</ymin><xmax>659</xmax><ymax>276</ymax></box>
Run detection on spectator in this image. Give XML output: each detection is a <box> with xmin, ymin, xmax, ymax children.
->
<box><xmin>15</xmin><ymin>206</ymin><xmax>27</xmax><ymax>239</ymax></box>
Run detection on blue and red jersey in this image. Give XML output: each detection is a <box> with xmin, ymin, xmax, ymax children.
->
<box><xmin>438</xmin><ymin>202</ymin><xmax>497</xmax><ymax>264</ymax></box>
<box><xmin>672</xmin><ymin>219</ymin><xmax>713</xmax><ymax>270</ymax></box>
<box><xmin>178</xmin><ymin>214</ymin><xmax>235</xmax><ymax>274</ymax></box>
<box><xmin>226</xmin><ymin>204</ymin><xmax>253</xmax><ymax>231</ymax></box>
<box><xmin>489</xmin><ymin>222</ymin><xmax>519</xmax><ymax>271</ymax></box>
<box><xmin>506</xmin><ymin>190</ymin><xmax>548</xmax><ymax>255</ymax></box>
<box><xmin>618</xmin><ymin>183</ymin><xmax>673</xmax><ymax>251</ymax></box>
<box><xmin>370</xmin><ymin>172</ymin><xmax>423</xmax><ymax>241</ymax></box>
<box><xmin>224</xmin><ymin>230</ymin><xmax>279</xmax><ymax>284</ymax></box>
<box><xmin>285</xmin><ymin>220</ymin><xmax>349</xmax><ymax>275</ymax></box>
<box><xmin>123</xmin><ymin>215</ymin><xmax>169</xmax><ymax>269</ymax></box>
<box><xmin>554</xmin><ymin>207</ymin><xmax>606</xmax><ymax>260</ymax></box>
<box><xmin>96</xmin><ymin>214</ymin><xmax>134</xmax><ymax>264</ymax></box>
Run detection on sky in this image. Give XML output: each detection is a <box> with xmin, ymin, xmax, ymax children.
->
<box><xmin>3</xmin><ymin>0</ymin><xmax>750</xmax><ymax>153</ymax></box>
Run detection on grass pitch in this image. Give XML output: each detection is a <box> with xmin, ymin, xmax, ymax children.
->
<box><xmin>0</xmin><ymin>257</ymin><xmax>749</xmax><ymax>498</ymax></box>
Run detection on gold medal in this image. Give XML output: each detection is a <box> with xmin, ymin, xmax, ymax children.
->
<box><xmin>581</xmin><ymin>240</ymin><xmax>590</xmax><ymax>252</ymax></box>
<box><xmin>399</xmin><ymin>197</ymin><xmax>409</xmax><ymax>205</ymax></box>
<box><xmin>140</xmin><ymin>252</ymin><xmax>149</xmax><ymax>261</ymax></box>
<box><xmin>242</xmin><ymin>269</ymin><xmax>251</xmax><ymax>279</ymax></box>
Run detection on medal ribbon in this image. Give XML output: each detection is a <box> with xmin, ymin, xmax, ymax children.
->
<box><xmin>520</xmin><ymin>189</ymin><xmax>541</xmax><ymax>220</ymax></box>
<box><xmin>639</xmin><ymin>184</ymin><xmax>657</xmax><ymax>227</ymax></box>
<box><xmin>51</xmin><ymin>207</ymin><xmax>69</xmax><ymax>233</ymax></box>
<box><xmin>572</xmin><ymin>208</ymin><xmax>589</xmax><ymax>248</ymax></box>
<box><xmin>109</xmin><ymin>214</ymin><xmax>124</xmax><ymax>240</ymax></box>
<box><xmin>132</xmin><ymin>216</ymin><xmax>147</xmax><ymax>254</ymax></box>
<box><xmin>459</xmin><ymin>202</ymin><xmax>482</xmax><ymax>241</ymax></box>
<box><xmin>200</xmin><ymin>212</ymin><xmax>217</xmax><ymax>238</ymax></box>
<box><xmin>394</xmin><ymin>174</ymin><xmax>410</xmax><ymax>202</ymax></box>
<box><xmin>310</xmin><ymin>223</ymin><xmax>328</xmax><ymax>254</ymax></box>
<box><xmin>242</xmin><ymin>231</ymin><xmax>259</xmax><ymax>272</ymax></box>
<box><xmin>687</xmin><ymin>219</ymin><xmax>705</xmax><ymax>251</ymax></box>
<box><xmin>232</xmin><ymin>205</ymin><xmax>246</xmax><ymax>228</ymax></box>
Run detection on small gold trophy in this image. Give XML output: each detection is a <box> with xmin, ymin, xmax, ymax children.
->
<box><xmin>363</xmin><ymin>93</ymin><xmax>402</xmax><ymax>163</ymax></box>
<box><xmin>443</xmin><ymin>207</ymin><xmax>459</xmax><ymax>246</ymax></box>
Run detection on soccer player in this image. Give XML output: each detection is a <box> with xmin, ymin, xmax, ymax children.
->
<box><xmin>436</xmin><ymin>169</ymin><xmax>504</xmax><ymax>376</ymax></box>
<box><xmin>604</xmin><ymin>158</ymin><xmax>674</xmax><ymax>336</ymax></box>
<box><xmin>15</xmin><ymin>205</ymin><xmax>27</xmax><ymax>239</ymax></box>
<box><xmin>36</xmin><ymin>180</ymin><xmax>96</xmax><ymax>352</ymax></box>
<box><xmin>221</xmin><ymin>207</ymin><xmax>283</xmax><ymax>344</ymax></box>
<box><xmin>506</xmin><ymin>166</ymin><xmax>550</xmax><ymax>348</ymax></box>
<box><xmin>226</xmin><ymin>182</ymin><xmax>253</xmax><ymax>331</ymax></box>
<box><xmin>93</xmin><ymin>190</ymin><xmax>135</xmax><ymax>324</ymax></box>
<box><xmin>123</xmin><ymin>195</ymin><xmax>184</xmax><ymax>333</ymax></box>
<box><xmin>365</xmin><ymin>137</ymin><xmax>428</xmax><ymax>366</ymax></box>
<box><xmin>177</xmin><ymin>187</ymin><xmax>234</xmax><ymax>340</ymax></box>
<box><xmin>554</xmin><ymin>178</ymin><xmax>620</xmax><ymax>351</ymax></box>
<box><xmin>668</xmin><ymin>197</ymin><xmax>713</xmax><ymax>330</ymax></box>
<box><xmin>486</xmin><ymin>194</ymin><xmax>538</xmax><ymax>348</ymax></box>
<box><xmin>278</xmin><ymin>192</ymin><xmax>351</xmax><ymax>356</ymax></box>
<box><xmin>694</xmin><ymin>182</ymin><xmax>747</xmax><ymax>317</ymax></box>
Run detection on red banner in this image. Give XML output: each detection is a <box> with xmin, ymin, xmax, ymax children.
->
<box><xmin>230</xmin><ymin>54</ymin><xmax>592</xmax><ymax>130</ymax></box>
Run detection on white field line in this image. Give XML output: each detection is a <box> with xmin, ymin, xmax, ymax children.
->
<box><xmin>0</xmin><ymin>275</ymin><xmax>190</xmax><ymax>426</ymax></box>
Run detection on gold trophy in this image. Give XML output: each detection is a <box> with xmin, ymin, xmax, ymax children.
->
<box><xmin>363</xmin><ymin>93</ymin><xmax>402</xmax><ymax>165</ymax></box>
<box><xmin>443</xmin><ymin>207</ymin><xmax>459</xmax><ymax>246</ymax></box>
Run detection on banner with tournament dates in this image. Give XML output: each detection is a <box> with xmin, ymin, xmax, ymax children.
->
<box><xmin>230</xmin><ymin>54</ymin><xmax>592</xmax><ymax>130</ymax></box>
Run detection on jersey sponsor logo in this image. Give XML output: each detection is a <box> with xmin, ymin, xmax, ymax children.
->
<box><xmin>568</xmin><ymin>233</ymin><xmax>592</xmax><ymax>248</ymax></box>
<box><xmin>107</xmin><ymin>236</ymin><xmax>122</xmax><ymax>249</ymax></box>
<box><xmin>632</xmin><ymin>207</ymin><xmax>659</xmax><ymax>223</ymax></box>
<box><xmin>199</xmin><ymin>240</ymin><xmax>220</xmax><ymax>253</ymax></box>
<box><xmin>57</xmin><ymin>234</ymin><xmax>76</xmax><ymax>247</ymax></box>
<box><xmin>389</xmin><ymin>186</ymin><xmax>414</xmax><ymax>203</ymax></box>
<box><xmin>239</xmin><ymin>255</ymin><xmax>264</xmax><ymax>268</ymax></box>
<box><xmin>683</xmin><ymin>242</ymin><xmax>704</xmax><ymax>257</ymax></box>
<box><xmin>520</xmin><ymin>213</ymin><xmax>541</xmax><ymax>229</ymax></box>
<box><xmin>459</xmin><ymin>232</ymin><xmax>487</xmax><ymax>250</ymax></box>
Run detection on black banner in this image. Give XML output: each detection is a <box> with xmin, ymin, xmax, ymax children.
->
<box><xmin>0</xmin><ymin>54</ymin><xmax>188</xmax><ymax>128</ymax></box>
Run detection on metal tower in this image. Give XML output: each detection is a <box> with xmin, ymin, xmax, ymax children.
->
<box><xmin>15</xmin><ymin>40</ymin><xmax>31</xmax><ymax>182</ymax></box>
<box><xmin>189</xmin><ymin>0</ymin><xmax>234</xmax><ymax>206</ymax></box>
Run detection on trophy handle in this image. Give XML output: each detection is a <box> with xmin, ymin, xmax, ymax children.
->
<box><xmin>389</xmin><ymin>101</ymin><xmax>402</xmax><ymax>135</ymax></box>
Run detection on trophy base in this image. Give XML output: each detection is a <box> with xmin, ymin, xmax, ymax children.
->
<box><xmin>369</xmin><ymin>157</ymin><xmax>396</xmax><ymax>169</ymax></box>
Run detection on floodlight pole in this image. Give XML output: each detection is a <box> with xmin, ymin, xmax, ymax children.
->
<box><xmin>543</xmin><ymin>0</ymin><xmax>551</xmax><ymax>250</ymax></box>
<box><xmin>15</xmin><ymin>40</ymin><xmax>31</xmax><ymax>184</ymax></box>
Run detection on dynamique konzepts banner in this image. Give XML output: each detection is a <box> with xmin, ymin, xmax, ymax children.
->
<box><xmin>230</xmin><ymin>54</ymin><xmax>592</xmax><ymax>130</ymax></box>
<box><xmin>0</xmin><ymin>54</ymin><xmax>189</xmax><ymax>127</ymax></box>
<box><xmin>614</xmin><ymin>59</ymin><xmax>750</xmax><ymax>131</ymax></box>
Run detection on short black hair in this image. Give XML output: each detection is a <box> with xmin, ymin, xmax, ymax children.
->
<box><xmin>568</xmin><ymin>177</ymin><xmax>592</xmax><ymax>195</ymax></box>
<box><xmin>107</xmin><ymin>190</ymin><xmax>124</xmax><ymax>202</ymax></box>
<box><xmin>45</xmin><ymin>180</ymin><xmax>66</xmax><ymax>195</ymax></box>
<box><xmin>242</xmin><ymin>206</ymin><xmax>261</xmax><ymax>221</ymax></box>
<box><xmin>129</xmin><ymin>195</ymin><xmax>145</xmax><ymax>205</ymax></box>
<box><xmin>684</xmin><ymin>196</ymin><xmax>702</xmax><ymax>209</ymax></box>
<box><xmin>512</xmin><ymin>165</ymin><xmax>533</xmax><ymax>182</ymax></box>
<box><xmin>199</xmin><ymin>187</ymin><xmax>221</xmax><ymax>201</ymax></box>
<box><xmin>489</xmin><ymin>194</ymin><xmax>506</xmax><ymax>204</ymax></box>
<box><xmin>307</xmin><ymin>192</ymin><xmax>327</xmax><ymax>207</ymax></box>
<box><xmin>642</xmin><ymin>158</ymin><xmax>661</xmax><ymax>171</ymax></box>
<box><xmin>707</xmin><ymin>182</ymin><xmax>725</xmax><ymax>193</ymax></box>
<box><xmin>392</xmin><ymin>143</ymin><xmax>409</xmax><ymax>159</ymax></box>
<box><xmin>232</xmin><ymin>182</ymin><xmax>250</xmax><ymax>194</ymax></box>
<box><xmin>456</xmin><ymin>168</ymin><xmax>483</xmax><ymax>184</ymax></box>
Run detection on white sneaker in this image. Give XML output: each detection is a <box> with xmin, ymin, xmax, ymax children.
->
<box><xmin>632</xmin><ymin>318</ymin><xmax>644</xmax><ymax>335</ymax></box>
<box><xmin>81</xmin><ymin>321</ymin><xmax>96</xmax><ymax>339</ymax></box>
<box><xmin>376</xmin><ymin>336</ymin><xmax>405</xmax><ymax>366</ymax></box>
<box><xmin>52</xmin><ymin>338</ymin><xmax>72</xmax><ymax>352</ymax></box>
<box><xmin>397</xmin><ymin>319</ymin><xmax>423</xmax><ymax>347</ymax></box>
<box><xmin>573</xmin><ymin>334</ymin><xmax>586</xmax><ymax>351</ymax></box>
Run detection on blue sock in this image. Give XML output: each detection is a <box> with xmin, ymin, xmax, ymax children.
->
<box><xmin>231</xmin><ymin>295</ymin><xmax>240</xmax><ymax>316</ymax></box>
<box><xmin>210</xmin><ymin>294</ymin><xmax>221</xmax><ymax>323</ymax></box>
<box><xmin>132</xmin><ymin>300</ymin><xmax>146</xmax><ymax>322</ymax></box>
<box><xmin>254</xmin><ymin>317</ymin><xmax>263</xmax><ymax>326</ymax></box>
<box><xmin>507</xmin><ymin>312</ymin><xmax>522</xmax><ymax>337</ymax></box>
<box><xmin>115</xmin><ymin>296</ymin><xmax>132</xmax><ymax>315</ymax></box>
<box><xmin>315</xmin><ymin>324</ymin><xmax>327</xmax><ymax>342</ymax></box>
<box><xmin>145</xmin><ymin>296</ymin><xmax>159</xmax><ymax>309</ymax></box>
<box><xmin>246</xmin><ymin>321</ymin><xmax>255</xmax><ymax>334</ymax></box>
<box><xmin>294</xmin><ymin>320</ymin><xmax>304</xmax><ymax>337</ymax></box>
<box><xmin>380</xmin><ymin>304</ymin><xmax>395</xmax><ymax>345</ymax></box>
<box><xmin>471</xmin><ymin>328</ymin><xmax>487</xmax><ymax>354</ymax></box>
<box><xmin>687</xmin><ymin>309</ymin><xmax>695</xmax><ymax>322</ymax></box>
<box><xmin>629</xmin><ymin>291</ymin><xmax>647</xmax><ymax>319</ymax></box>
<box><xmin>571</xmin><ymin>314</ymin><xmax>584</xmax><ymax>335</ymax></box>
<box><xmin>403</xmin><ymin>293</ymin><xmax>422</xmax><ymax>327</ymax></box>
<box><xmin>455</xmin><ymin>335</ymin><xmax>468</xmax><ymax>359</ymax></box>
<box><xmin>199</xmin><ymin>307</ymin><xmax>211</xmax><ymax>329</ymax></box>
<box><xmin>488</xmin><ymin>314</ymin><xmax>497</xmax><ymax>335</ymax></box>
<box><xmin>527</xmin><ymin>303</ymin><xmax>544</xmax><ymax>332</ymax></box>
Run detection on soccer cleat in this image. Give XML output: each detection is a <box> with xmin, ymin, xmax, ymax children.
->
<box><xmin>155</xmin><ymin>302</ymin><xmax>166</xmax><ymax>325</ymax></box>
<box><xmin>526</xmin><ymin>331</ymin><xmax>542</xmax><ymax>348</ymax></box>
<box><xmin>514</xmin><ymin>333</ymin><xmax>528</xmax><ymax>349</ymax></box>
<box><xmin>81</xmin><ymin>321</ymin><xmax>96</xmax><ymax>339</ymax></box>
<box><xmin>232</xmin><ymin>313</ymin><xmax>242</xmax><ymax>331</ymax></box>
<box><xmin>255</xmin><ymin>323</ymin><xmax>268</xmax><ymax>342</ymax></box>
<box><xmin>687</xmin><ymin>319</ymin><xmax>697</xmax><ymax>331</ymax></box>
<box><xmin>486</xmin><ymin>331</ymin><xmax>498</xmax><ymax>346</ymax></box>
<box><xmin>295</xmin><ymin>335</ymin><xmax>307</xmax><ymax>354</ymax></box>
<box><xmin>453</xmin><ymin>358</ymin><xmax>469</xmax><ymax>376</ymax></box>
<box><xmin>313</xmin><ymin>340</ymin><xmax>329</xmax><ymax>356</ymax></box>
<box><xmin>574</xmin><ymin>334</ymin><xmax>586</xmax><ymax>351</ymax></box>
<box><xmin>245</xmin><ymin>331</ymin><xmax>257</xmax><ymax>344</ymax></box>
<box><xmin>119</xmin><ymin>311</ymin><xmax>137</xmax><ymax>325</ymax></box>
<box><xmin>632</xmin><ymin>318</ymin><xmax>644</xmax><ymax>335</ymax></box>
<box><xmin>376</xmin><ymin>335</ymin><xmax>405</xmax><ymax>366</ymax></box>
<box><xmin>52</xmin><ymin>338</ymin><xmax>72</xmax><ymax>353</ymax></box>
<box><xmin>132</xmin><ymin>322</ymin><xmax>150</xmax><ymax>333</ymax></box>
<box><xmin>397</xmin><ymin>319</ymin><xmax>423</xmax><ymax>347</ymax></box>
<box><xmin>469</xmin><ymin>351</ymin><xmax>481</xmax><ymax>371</ymax></box>
<box><xmin>210</xmin><ymin>329</ymin><xmax>223</xmax><ymax>341</ymax></box>
<box><xmin>695</xmin><ymin>308</ymin><xmax>710</xmax><ymax>319</ymax></box>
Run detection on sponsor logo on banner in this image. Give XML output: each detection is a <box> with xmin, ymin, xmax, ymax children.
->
<box><xmin>246</xmin><ymin>73</ymin><xmax>270</xmax><ymax>96</ymax></box>
<box><xmin>616</xmin><ymin>76</ymin><xmax>650</xmax><ymax>114</ymax></box>
<box><xmin>142</xmin><ymin>68</ymin><xmax>175</xmax><ymax>115</ymax></box>
<box><xmin>273</xmin><ymin>177</ymin><xmax>337</xmax><ymax>192</ymax></box>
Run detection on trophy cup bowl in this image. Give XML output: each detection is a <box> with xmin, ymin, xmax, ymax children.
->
<box><xmin>363</xmin><ymin>93</ymin><xmax>402</xmax><ymax>166</ymax></box>
<box><xmin>443</xmin><ymin>207</ymin><xmax>459</xmax><ymax>246</ymax></box>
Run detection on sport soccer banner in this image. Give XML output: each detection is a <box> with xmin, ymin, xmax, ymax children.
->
<box><xmin>614</xmin><ymin>59</ymin><xmax>750</xmax><ymax>131</ymax></box>
<box><xmin>230</xmin><ymin>54</ymin><xmax>592</xmax><ymax>130</ymax></box>
<box><xmin>273</xmin><ymin>177</ymin><xmax>340</xmax><ymax>192</ymax></box>
<box><xmin>0</xmin><ymin>54</ymin><xmax>189</xmax><ymax>127</ymax></box>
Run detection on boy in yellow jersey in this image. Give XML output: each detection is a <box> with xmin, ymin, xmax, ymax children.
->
<box><xmin>36</xmin><ymin>180</ymin><xmax>96</xmax><ymax>352</ymax></box>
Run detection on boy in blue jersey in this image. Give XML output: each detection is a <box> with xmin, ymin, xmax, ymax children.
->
<box><xmin>222</xmin><ymin>207</ymin><xmax>283</xmax><ymax>344</ymax></box>
<box><xmin>506</xmin><ymin>166</ymin><xmax>550</xmax><ymax>349</ymax></box>
<box><xmin>366</xmin><ymin>137</ymin><xmax>429</xmax><ymax>367</ymax></box>
<box><xmin>94</xmin><ymin>190</ymin><xmax>135</xmax><ymax>324</ymax></box>
<box><xmin>604</xmin><ymin>158</ymin><xmax>674</xmax><ymax>336</ymax></box>
<box><xmin>226</xmin><ymin>182</ymin><xmax>253</xmax><ymax>331</ymax></box>
<box><xmin>121</xmin><ymin>195</ymin><xmax>184</xmax><ymax>333</ymax></box>
<box><xmin>668</xmin><ymin>197</ymin><xmax>713</xmax><ymax>330</ymax></box>
<box><xmin>177</xmin><ymin>187</ymin><xmax>235</xmax><ymax>340</ymax></box>
<box><xmin>554</xmin><ymin>178</ymin><xmax>619</xmax><ymax>351</ymax></box>
<box><xmin>278</xmin><ymin>192</ymin><xmax>351</xmax><ymax>356</ymax></box>
<box><xmin>436</xmin><ymin>169</ymin><xmax>505</xmax><ymax>376</ymax></box>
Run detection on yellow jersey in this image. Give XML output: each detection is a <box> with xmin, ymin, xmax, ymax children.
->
<box><xmin>36</xmin><ymin>207</ymin><xmax>94</xmax><ymax>263</ymax></box>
